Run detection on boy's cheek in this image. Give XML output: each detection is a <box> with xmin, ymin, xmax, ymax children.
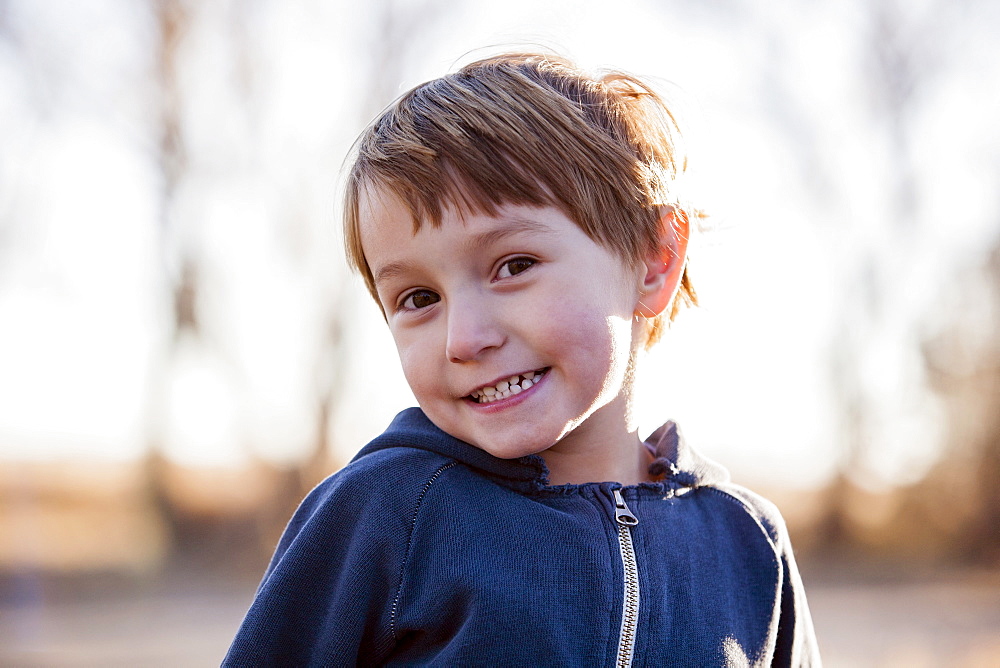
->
<box><xmin>395</xmin><ymin>340</ymin><xmax>441</xmax><ymax>397</ymax></box>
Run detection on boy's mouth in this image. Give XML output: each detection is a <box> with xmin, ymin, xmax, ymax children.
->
<box><xmin>466</xmin><ymin>368</ymin><xmax>549</xmax><ymax>404</ymax></box>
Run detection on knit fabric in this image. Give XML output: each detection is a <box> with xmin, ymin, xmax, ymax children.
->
<box><xmin>224</xmin><ymin>408</ymin><xmax>820</xmax><ymax>666</ymax></box>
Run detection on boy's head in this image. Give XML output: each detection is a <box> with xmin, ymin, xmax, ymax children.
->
<box><xmin>344</xmin><ymin>52</ymin><xmax>697</xmax><ymax>347</ymax></box>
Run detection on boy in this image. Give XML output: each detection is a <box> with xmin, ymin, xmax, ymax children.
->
<box><xmin>226</xmin><ymin>53</ymin><xmax>820</xmax><ymax>666</ymax></box>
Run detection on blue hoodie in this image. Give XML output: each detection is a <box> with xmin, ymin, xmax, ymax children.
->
<box><xmin>225</xmin><ymin>408</ymin><xmax>820</xmax><ymax>666</ymax></box>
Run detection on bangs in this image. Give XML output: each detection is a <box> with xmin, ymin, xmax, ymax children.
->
<box><xmin>346</xmin><ymin>61</ymin><xmax>647</xmax><ymax>250</ymax></box>
<box><xmin>374</xmin><ymin>155</ymin><xmax>561</xmax><ymax>235</ymax></box>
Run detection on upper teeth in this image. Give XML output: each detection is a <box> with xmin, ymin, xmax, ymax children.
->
<box><xmin>471</xmin><ymin>369</ymin><xmax>545</xmax><ymax>403</ymax></box>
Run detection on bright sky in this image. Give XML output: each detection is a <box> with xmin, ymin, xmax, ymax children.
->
<box><xmin>1</xmin><ymin>0</ymin><xmax>997</xmax><ymax>489</ymax></box>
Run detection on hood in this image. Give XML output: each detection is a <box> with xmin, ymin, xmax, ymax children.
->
<box><xmin>643</xmin><ymin>420</ymin><xmax>730</xmax><ymax>488</ymax></box>
<box><xmin>352</xmin><ymin>407</ymin><xmax>730</xmax><ymax>490</ymax></box>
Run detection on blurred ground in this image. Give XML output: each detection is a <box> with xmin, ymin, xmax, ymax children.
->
<box><xmin>2</xmin><ymin>566</ymin><xmax>999</xmax><ymax>667</ymax></box>
<box><xmin>0</xmin><ymin>569</ymin><xmax>254</xmax><ymax>667</ymax></box>
<box><xmin>800</xmin><ymin>565</ymin><xmax>1000</xmax><ymax>667</ymax></box>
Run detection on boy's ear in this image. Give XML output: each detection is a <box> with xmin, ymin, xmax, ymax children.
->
<box><xmin>636</xmin><ymin>205</ymin><xmax>689</xmax><ymax>319</ymax></box>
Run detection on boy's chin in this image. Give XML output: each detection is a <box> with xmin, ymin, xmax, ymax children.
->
<box><xmin>458</xmin><ymin>429</ymin><xmax>557</xmax><ymax>461</ymax></box>
<box><xmin>420</xmin><ymin>405</ymin><xmax>564</xmax><ymax>459</ymax></box>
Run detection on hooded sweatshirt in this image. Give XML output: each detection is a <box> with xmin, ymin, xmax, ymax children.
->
<box><xmin>225</xmin><ymin>408</ymin><xmax>820</xmax><ymax>666</ymax></box>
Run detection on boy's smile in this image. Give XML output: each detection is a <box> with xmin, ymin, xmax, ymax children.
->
<box><xmin>359</xmin><ymin>190</ymin><xmax>651</xmax><ymax>482</ymax></box>
<box><xmin>465</xmin><ymin>368</ymin><xmax>547</xmax><ymax>404</ymax></box>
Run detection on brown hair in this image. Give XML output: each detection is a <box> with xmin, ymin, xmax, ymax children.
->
<box><xmin>344</xmin><ymin>52</ymin><xmax>698</xmax><ymax>345</ymax></box>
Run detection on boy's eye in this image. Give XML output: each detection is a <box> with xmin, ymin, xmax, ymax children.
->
<box><xmin>497</xmin><ymin>257</ymin><xmax>535</xmax><ymax>279</ymax></box>
<box><xmin>401</xmin><ymin>289</ymin><xmax>440</xmax><ymax>311</ymax></box>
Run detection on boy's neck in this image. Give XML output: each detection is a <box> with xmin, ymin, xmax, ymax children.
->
<box><xmin>539</xmin><ymin>424</ymin><xmax>653</xmax><ymax>487</ymax></box>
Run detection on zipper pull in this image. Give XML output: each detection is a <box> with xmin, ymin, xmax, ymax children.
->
<box><xmin>613</xmin><ymin>489</ymin><xmax>639</xmax><ymax>526</ymax></box>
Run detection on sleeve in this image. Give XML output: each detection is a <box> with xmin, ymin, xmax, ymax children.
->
<box><xmin>222</xmin><ymin>456</ymin><xmax>424</xmax><ymax>667</ymax></box>
<box><xmin>717</xmin><ymin>483</ymin><xmax>822</xmax><ymax>666</ymax></box>
<box><xmin>772</xmin><ymin>530</ymin><xmax>822</xmax><ymax>667</ymax></box>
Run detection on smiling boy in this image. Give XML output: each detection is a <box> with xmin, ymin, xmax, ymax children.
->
<box><xmin>226</xmin><ymin>53</ymin><xmax>820</xmax><ymax>666</ymax></box>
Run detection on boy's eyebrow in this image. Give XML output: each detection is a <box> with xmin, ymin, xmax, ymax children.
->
<box><xmin>372</xmin><ymin>216</ymin><xmax>553</xmax><ymax>286</ymax></box>
<box><xmin>373</xmin><ymin>261</ymin><xmax>412</xmax><ymax>285</ymax></box>
<box><xmin>463</xmin><ymin>216</ymin><xmax>554</xmax><ymax>253</ymax></box>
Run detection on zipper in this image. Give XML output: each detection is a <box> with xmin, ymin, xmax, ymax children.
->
<box><xmin>612</xmin><ymin>488</ymin><xmax>640</xmax><ymax>668</ymax></box>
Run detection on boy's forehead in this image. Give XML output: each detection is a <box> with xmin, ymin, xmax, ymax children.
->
<box><xmin>357</xmin><ymin>186</ymin><xmax>409</xmax><ymax>231</ymax></box>
<box><xmin>357</xmin><ymin>185</ymin><xmax>439</xmax><ymax>250</ymax></box>
<box><xmin>358</xmin><ymin>183</ymin><xmax>488</xmax><ymax>245</ymax></box>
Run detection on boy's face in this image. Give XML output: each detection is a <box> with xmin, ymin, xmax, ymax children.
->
<box><xmin>359</xmin><ymin>189</ymin><xmax>647</xmax><ymax>462</ymax></box>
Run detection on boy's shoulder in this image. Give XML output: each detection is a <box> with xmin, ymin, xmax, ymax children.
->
<box><xmin>293</xmin><ymin>408</ymin><xmax>504</xmax><ymax>529</ymax></box>
<box><xmin>300</xmin><ymin>439</ymin><xmax>459</xmax><ymax>522</ymax></box>
<box><xmin>644</xmin><ymin>421</ymin><xmax>792</xmax><ymax>549</ymax></box>
<box><xmin>703</xmin><ymin>480</ymin><xmax>793</xmax><ymax>550</ymax></box>
<box><xmin>265</xmin><ymin>430</ymin><xmax>467</xmax><ymax>584</ymax></box>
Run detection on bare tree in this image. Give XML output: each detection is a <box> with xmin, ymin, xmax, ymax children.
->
<box><xmin>141</xmin><ymin>0</ymin><xmax>195</xmax><ymax>551</ymax></box>
<box><xmin>924</xmin><ymin>235</ymin><xmax>1000</xmax><ymax>562</ymax></box>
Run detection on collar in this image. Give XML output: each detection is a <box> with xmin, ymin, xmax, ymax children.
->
<box><xmin>353</xmin><ymin>407</ymin><xmax>729</xmax><ymax>491</ymax></box>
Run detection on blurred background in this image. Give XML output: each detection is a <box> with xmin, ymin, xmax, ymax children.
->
<box><xmin>1</xmin><ymin>0</ymin><xmax>999</xmax><ymax>665</ymax></box>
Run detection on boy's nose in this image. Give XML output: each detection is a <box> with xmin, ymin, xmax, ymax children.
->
<box><xmin>445</xmin><ymin>301</ymin><xmax>504</xmax><ymax>363</ymax></box>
